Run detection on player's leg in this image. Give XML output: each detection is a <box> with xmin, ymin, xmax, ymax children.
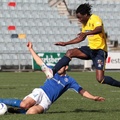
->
<box><xmin>8</xmin><ymin>88</ymin><xmax>48</xmax><ymax>114</ymax></box>
<box><xmin>96</xmin><ymin>69</ymin><xmax>120</xmax><ymax>87</ymax></box>
<box><xmin>94</xmin><ymin>50</ymin><xmax>120</xmax><ymax>87</ymax></box>
<box><xmin>20</xmin><ymin>88</ymin><xmax>42</xmax><ymax>110</ymax></box>
<box><xmin>0</xmin><ymin>98</ymin><xmax>27</xmax><ymax>114</ymax></box>
<box><xmin>0</xmin><ymin>98</ymin><xmax>21</xmax><ymax>107</ymax></box>
<box><xmin>26</xmin><ymin>88</ymin><xmax>51</xmax><ymax>114</ymax></box>
<box><xmin>52</xmin><ymin>47</ymin><xmax>89</xmax><ymax>75</ymax></box>
<box><xmin>8</xmin><ymin>97</ymin><xmax>36</xmax><ymax>114</ymax></box>
<box><xmin>20</xmin><ymin>97</ymin><xmax>36</xmax><ymax>109</ymax></box>
<box><xmin>26</xmin><ymin>105</ymin><xmax>44</xmax><ymax>114</ymax></box>
<box><xmin>0</xmin><ymin>97</ymin><xmax>36</xmax><ymax>114</ymax></box>
<box><xmin>9</xmin><ymin>89</ymin><xmax>40</xmax><ymax>114</ymax></box>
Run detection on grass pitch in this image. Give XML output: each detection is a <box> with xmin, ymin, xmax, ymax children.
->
<box><xmin>0</xmin><ymin>71</ymin><xmax>120</xmax><ymax>120</ymax></box>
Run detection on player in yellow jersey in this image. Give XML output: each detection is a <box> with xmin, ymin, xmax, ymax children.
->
<box><xmin>44</xmin><ymin>3</ymin><xmax>120</xmax><ymax>87</ymax></box>
<box><xmin>81</xmin><ymin>14</ymin><xmax>107</xmax><ymax>52</ymax></box>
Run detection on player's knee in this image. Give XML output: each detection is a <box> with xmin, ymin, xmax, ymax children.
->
<box><xmin>26</xmin><ymin>108</ymin><xmax>36</xmax><ymax>114</ymax></box>
<box><xmin>20</xmin><ymin>101</ymin><xmax>30</xmax><ymax>109</ymax></box>
<box><xmin>96</xmin><ymin>77</ymin><xmax>104</xmax><ymax>83</ymax></box>
<box><xmin>26</xmin><ymin>107</ymin><xmax>43</xmax><ymax>114</ymax></box>
<box><xmin>66</xmin><ymin>49</ymin><xmax>73</xmax><ymax>57</ymax></box>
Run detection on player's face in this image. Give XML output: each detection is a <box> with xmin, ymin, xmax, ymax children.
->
<box><xmin>76</xmin><ymin>13</ymin><xmax>88</xmax><ymax>24</ymax></box>
<box><xmin>57</xmin><ymin>66</ymin><xmax>68</xmax><ymax>75</ymax></box>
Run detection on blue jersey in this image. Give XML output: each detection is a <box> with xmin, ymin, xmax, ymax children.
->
<box><xmin>40</xmin><ymin>73</ymin><xmax>83</xmax><ymax>103</ymax></box>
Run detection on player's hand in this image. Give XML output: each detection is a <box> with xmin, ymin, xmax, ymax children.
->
<box><xmin>54</xmin><ymin>42</ymin><xmax>66</xmax><ymax>46</ymax></box>
<box><xmin>27</xmin><ymin>42</ymin><xmax>33</xmax><ymax>49</ymax></box>
<box><xmin>94</xmin><ymin>96</ymin><xmax>105</xmax><ymax>102</ymax></box>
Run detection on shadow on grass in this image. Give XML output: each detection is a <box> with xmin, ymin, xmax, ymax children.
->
<box><xmin>74</xmin><ymin>108</ymin><xmax>105</xmax><ymax>113</ymax></box>
<box><xmin>47</xmin><ymin>108</ymin><xmax>120</xmax><ymax>114</ymax></box>
<box><xmin>7</xmin><ymin>107</ymin><xmax>120</xmax><ymax>115</ymax></box>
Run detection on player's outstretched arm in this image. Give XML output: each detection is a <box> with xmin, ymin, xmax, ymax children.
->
<box><xmin>79</xmin><ymin>89</ymin><xmax>105</xmax><ymax>102</ymax></box>
<box><xmin>27</xmin><ymin>42</ymin><xmax>53</xmax><ymax>79</ymax></box>
<box><xmin>27</xmin><ymin>42</ymin><xmax>44</xmax><ymax>66</ymax></box>
<box><xmin>54</xmin><ymin>36</ymin><xmax>84</xmax><ymax>46</ymax></box>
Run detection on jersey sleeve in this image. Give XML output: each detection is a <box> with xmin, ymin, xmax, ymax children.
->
<box><xmin>93</xmin><ymin>16</ymin><xmax>102</xmax><ymax>27</ymax></box>
<box><xmin>69</xmin><ymin>77</ymin><xmax>83</xmax><ymax>93</ymax></box>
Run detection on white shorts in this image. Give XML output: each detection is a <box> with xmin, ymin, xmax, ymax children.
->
<box><xmin>23</xmin><ymin>88</ymin><xmax>52</xmax><ymax>112</ymax></box>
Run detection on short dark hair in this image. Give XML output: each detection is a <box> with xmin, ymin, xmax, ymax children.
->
<box><xmin>76</xmin><ymin>3</ymin><xmax>92</xmax><ymax>15</ymax></box>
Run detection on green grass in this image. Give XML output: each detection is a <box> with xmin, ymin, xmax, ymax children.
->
<box><xmin>0</xmin><ymin>71</ymin><xmax>120</xmax><ymax>120</ymax></box>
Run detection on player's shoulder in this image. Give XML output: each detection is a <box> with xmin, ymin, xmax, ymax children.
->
<box><xmin>91</xmin><ymin>14</ymin><xmax>101</xmax><ymax>20</ymax></box>
<box><xmin>66</xmin><ymin>75</ymin><xmax>77</xmax><ymax>82</ymax></box>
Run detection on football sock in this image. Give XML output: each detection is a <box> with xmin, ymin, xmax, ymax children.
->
<box><xmin>52</xmin><ymin>56</ymin><xmax>71</xmax><ymax>75</ymax></box>
<box><xmin>0</xmin><ymin>99</ymin><xmax>21</xmax><ymax>107</ymax></box>
<box><xmin>102</xmin><ymin>76</ymin><xmax>120</xmax><ymax>87</ymax></box>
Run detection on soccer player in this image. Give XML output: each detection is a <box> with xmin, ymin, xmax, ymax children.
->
<box><xmin>0</xmin><ymin>42</ymin><xmax>105</xmax><ymax>114</ymax></box>
<box><xmin>44</xmin><ymin>3</ymin><xmax>120</xmax><ymax>88</ymax></box>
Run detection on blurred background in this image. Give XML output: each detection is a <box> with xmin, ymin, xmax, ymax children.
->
<box><xmin>0</xmin><ymin>0</ymin><xmax>120</xmax><ymax>71</ymax></box>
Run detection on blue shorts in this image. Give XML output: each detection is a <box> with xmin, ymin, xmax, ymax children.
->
<box><xmin>79</xmin><ymin>46</ymin><xmax>108</xmax><ymax>70</ymax></box>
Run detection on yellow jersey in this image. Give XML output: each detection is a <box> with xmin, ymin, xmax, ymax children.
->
<box><xmin>82</xmin><ymin>14</ymin><xmax>107</xmax><ymax>52</ymax></box>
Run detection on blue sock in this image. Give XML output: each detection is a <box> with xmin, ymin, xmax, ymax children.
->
<box><xmin>0</xmin><ymin>98</ymin><xmax>22</xmax><ymax>107</ymax></box>
<box><xmin>102</xmin><ymin>76</ymin><xmax>120</xmax><ymax>87</ymax></box>
<box><xmin>52</xmin><ymin>56</ymin><xmax>71</xmax><ymax>75</ymax></box>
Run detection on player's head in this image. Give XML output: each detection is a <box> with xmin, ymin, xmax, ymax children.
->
<box><xmin>57</xmin><ymin>64</ymin><xmax>69</xmax><ymax>75</ymax></box>
<box><xmin>76</xmin><ymin>3</ymin><xmax>92</xmax><ymax>24</ymax></box>
<box><xmin>76</xmin><ymin>3</ymin><xmax>92</xmax><ymax>15</ymax></box>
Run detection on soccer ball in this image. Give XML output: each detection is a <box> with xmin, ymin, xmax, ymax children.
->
<box><xmin>0</xmin><ymin>103</ymin><xmax>7</xmax><ymax>115</ymax></box>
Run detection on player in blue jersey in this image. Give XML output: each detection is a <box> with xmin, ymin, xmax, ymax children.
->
<box><xmin>0</xmin><ymin>42</ymin><xmax>105</xmax><ymax>114</ymax></box>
